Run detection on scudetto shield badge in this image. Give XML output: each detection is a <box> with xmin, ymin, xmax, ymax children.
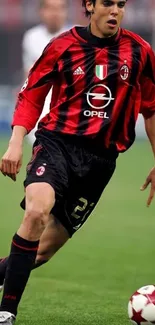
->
<box><xmin>95</xmin><ymin>65</ymin><xmax>108</xmax><ymax>80</ymax></box>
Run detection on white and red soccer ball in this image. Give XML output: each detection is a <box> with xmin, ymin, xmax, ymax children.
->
<box><xmin>128</xmin><ymin>285</ymin><xmax>155</xmax><ymax>324</ymax></box>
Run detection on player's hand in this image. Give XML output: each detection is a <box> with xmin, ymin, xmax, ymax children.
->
<box><xmin>0</xmin><ymin>144</ymin><xmax>23</xmax><ymax>181</ymax></box>
<box><xmin>140</xmin><ymin>167</ymin><xmax>155</xmax><ymax>207</ymax></box>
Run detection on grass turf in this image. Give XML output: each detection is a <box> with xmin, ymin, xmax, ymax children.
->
<box><xmin>0</xmin><ymin>137</ymin><xmax>155</xmax><ymax>325</ymax></box>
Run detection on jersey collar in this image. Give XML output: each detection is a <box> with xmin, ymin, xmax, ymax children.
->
<box><xmin>72</xmin><ymin>25</ymin><xmax>121</xmax><ymax>48</ymax></box>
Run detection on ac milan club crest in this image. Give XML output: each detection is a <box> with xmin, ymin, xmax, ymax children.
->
<box><xmin>36</xmin><ymin>166</ymin><xmax>45</xmax><ymax>176</ymax></box>
<box><xmin>95</xmin><ymin>65</ymin><xmax>108</xmax><ymax>80</ymax></box>
<box><xmin>120</xmin><ymin>64</ymin><xmax>130</xmax><ymax>80</ymax></box>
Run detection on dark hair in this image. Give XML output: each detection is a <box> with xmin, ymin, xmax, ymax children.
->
<box><xmin>82</xmin><ymin>0</ymin><xmax>96</xmax><ymax>17</ymax></box>
<box><xmin>82</xmin><ymin>0</ymin><xmax>128</xmax><ymax>17</ymax></box>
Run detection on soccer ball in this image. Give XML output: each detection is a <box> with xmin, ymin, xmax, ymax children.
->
<box><xmin>128</xmin><ymin>285</ymin><xmax>155</xmax><ymax>324</ymax></box>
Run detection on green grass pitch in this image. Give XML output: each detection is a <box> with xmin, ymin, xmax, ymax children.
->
<box><xmin>0</xmin><ymin>137</ymin><xmax>155</xmax><ymax>325</ymax></box>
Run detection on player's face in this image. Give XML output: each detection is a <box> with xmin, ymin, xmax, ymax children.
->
<box><xmin>87</xmin><ymin>0</ymin><xmax>126</xmax><ymax>38</ymax></box>
<box><xmin>40</xmin><ymin>0</ymin><xmax>67</xmax><ymax>33</ymax></box>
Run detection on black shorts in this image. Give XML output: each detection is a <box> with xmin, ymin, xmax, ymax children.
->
<box><xmin>21</xmin><ymin>132</ymin><xmax>117</xmax><ymax>237</ymax></box>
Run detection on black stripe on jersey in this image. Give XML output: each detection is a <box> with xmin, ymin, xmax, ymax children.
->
<box><xmin>102</xmin><ymin>43</ymin><xmax>120</xmax><ymax>129</ymax></box>
<box><xmin>111</xmin><ymin>42</ymin><xmax>141</xmax><ymax>146</ymax></box>
<box><xmin>54</xmin><ymin>50</ymin><xmax>74</xmax><ymax>131</ymax></box>
<box><xmin>28</xmin><ymin>63</ymin><xmax>58</xmax><ymax>90</ymax></box>
<box><xmin>77</xmin><ymin>44</ymin><xmax>96</xmax><ymax>135</ymax></box>
<box><xmin>143</xmin><ymin>53</ymin><xmax>155</xmax><ymax>83</ymax></box>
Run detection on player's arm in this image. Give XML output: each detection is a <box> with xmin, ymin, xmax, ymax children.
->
<box><xmin>0</xmin><ymin>43</ymin><xmax>58</xmax><ymax>181</ymax></box>
<box><xmin>12</xmin><ymin>43</ymin><xmax>58</xmax><ymax>133</ymax></box>
<box><xmin>0</xmin><ymin>126</ymin><xmax>27</xmax><ymax>181</ymax></box>
<box><xmin>140</xmin><ymin>46</ymin><xmax>155</xmax><ymax>206</ymax></box>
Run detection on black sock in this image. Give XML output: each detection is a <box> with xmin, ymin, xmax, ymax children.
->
<box><xmin>0</xmin><ymin>233</ymin><xmax>39</xmax><ymax>315</ymax></box>
<box><xmin>32</xmin><ymin>260</ymin><xmax>48</xmax><ymax>269</ymax></box>
<box><xmin>0</xmin><ymin>258</ymin><xmax>48</xmax><ymax>286</ymax></box>
<box><xmin>0</xmin><ymin>258</ymin><xmax>9</xmax><ymax>285</ymax></box>
<box><xmin>0</xmin><ymin>257</ymin><xmax>48</xmax><ymax>286</ymax></box>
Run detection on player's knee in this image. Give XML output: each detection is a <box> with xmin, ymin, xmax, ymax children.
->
<box><xmin>24</xmin><ymin>206</ymin><xmax>50</xmax><ymax>232</ymax></box>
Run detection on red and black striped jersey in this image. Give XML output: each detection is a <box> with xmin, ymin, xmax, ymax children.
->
<box><xmin>12</xmin><ymin>26</ymin><xmax>155</xmax><ymax>152</ymax></box>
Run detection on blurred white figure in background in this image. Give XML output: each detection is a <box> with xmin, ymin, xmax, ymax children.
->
<box><xmin>22</xmin><ymin>0</ymin><xmax>70</xmax><ymax>144</ymax></box>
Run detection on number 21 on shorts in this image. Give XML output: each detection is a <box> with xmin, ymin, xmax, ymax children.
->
<box><xmin>71</xmin><ymin>197</ymin><xmax>95</xmax><ymax>222</ymax></box>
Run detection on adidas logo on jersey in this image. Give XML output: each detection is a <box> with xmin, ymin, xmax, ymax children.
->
<box><xmin>73</xmin><ymin>67</ymin><xmax>84</xmax><ymax>75</ymax></box>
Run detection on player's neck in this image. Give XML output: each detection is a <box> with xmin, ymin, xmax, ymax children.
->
<box><xmin>89</xmin><ymin>22</ymin><xmax>118</xmax><ymax>39</ymax></box>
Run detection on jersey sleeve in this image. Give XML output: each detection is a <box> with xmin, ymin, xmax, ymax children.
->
<box><xmin>12</xmin><ymin>42</ymin><xmax>58</xmax><ymax>133</ymax></box>
<box><xmin>140</xmin><ymin>46</ymin><xmax>155</xmax><ymax>118</ymax></box>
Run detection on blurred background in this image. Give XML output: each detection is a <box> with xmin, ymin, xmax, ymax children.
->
<box><xmin>0</xmin><ymin>2</ymin><xmax>155</xmax><ymax>325</ymax></box>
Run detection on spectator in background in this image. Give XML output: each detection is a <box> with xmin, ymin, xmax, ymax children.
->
<box><xmin>123</xmin><ymin>0</ymin><xmax>153</xmax><ymax>44</ymax></box>
<box><xmin>22</xmin><ymin>0</ymin><xmax>70</xmax><ymax>143</ymax></box>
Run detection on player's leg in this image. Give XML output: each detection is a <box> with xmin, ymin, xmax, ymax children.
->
<box><xmin>0</xmin><ymin>138</ymin><xmax>70</xmax><ymax>323</ymax></box>
<box><xmin>35</xmin><ymin>213</ymin><xmax>69</xmax><ymax>264</ymax></box>
<box><xmin>0</xmin><ymin>182</ymin><xmax>55</xmax><ymax>324</ymax></box>
<box><xmin>0</xmin><ymin>213</ymin><xmax>69</xmax><ymax>291</ymax></box>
